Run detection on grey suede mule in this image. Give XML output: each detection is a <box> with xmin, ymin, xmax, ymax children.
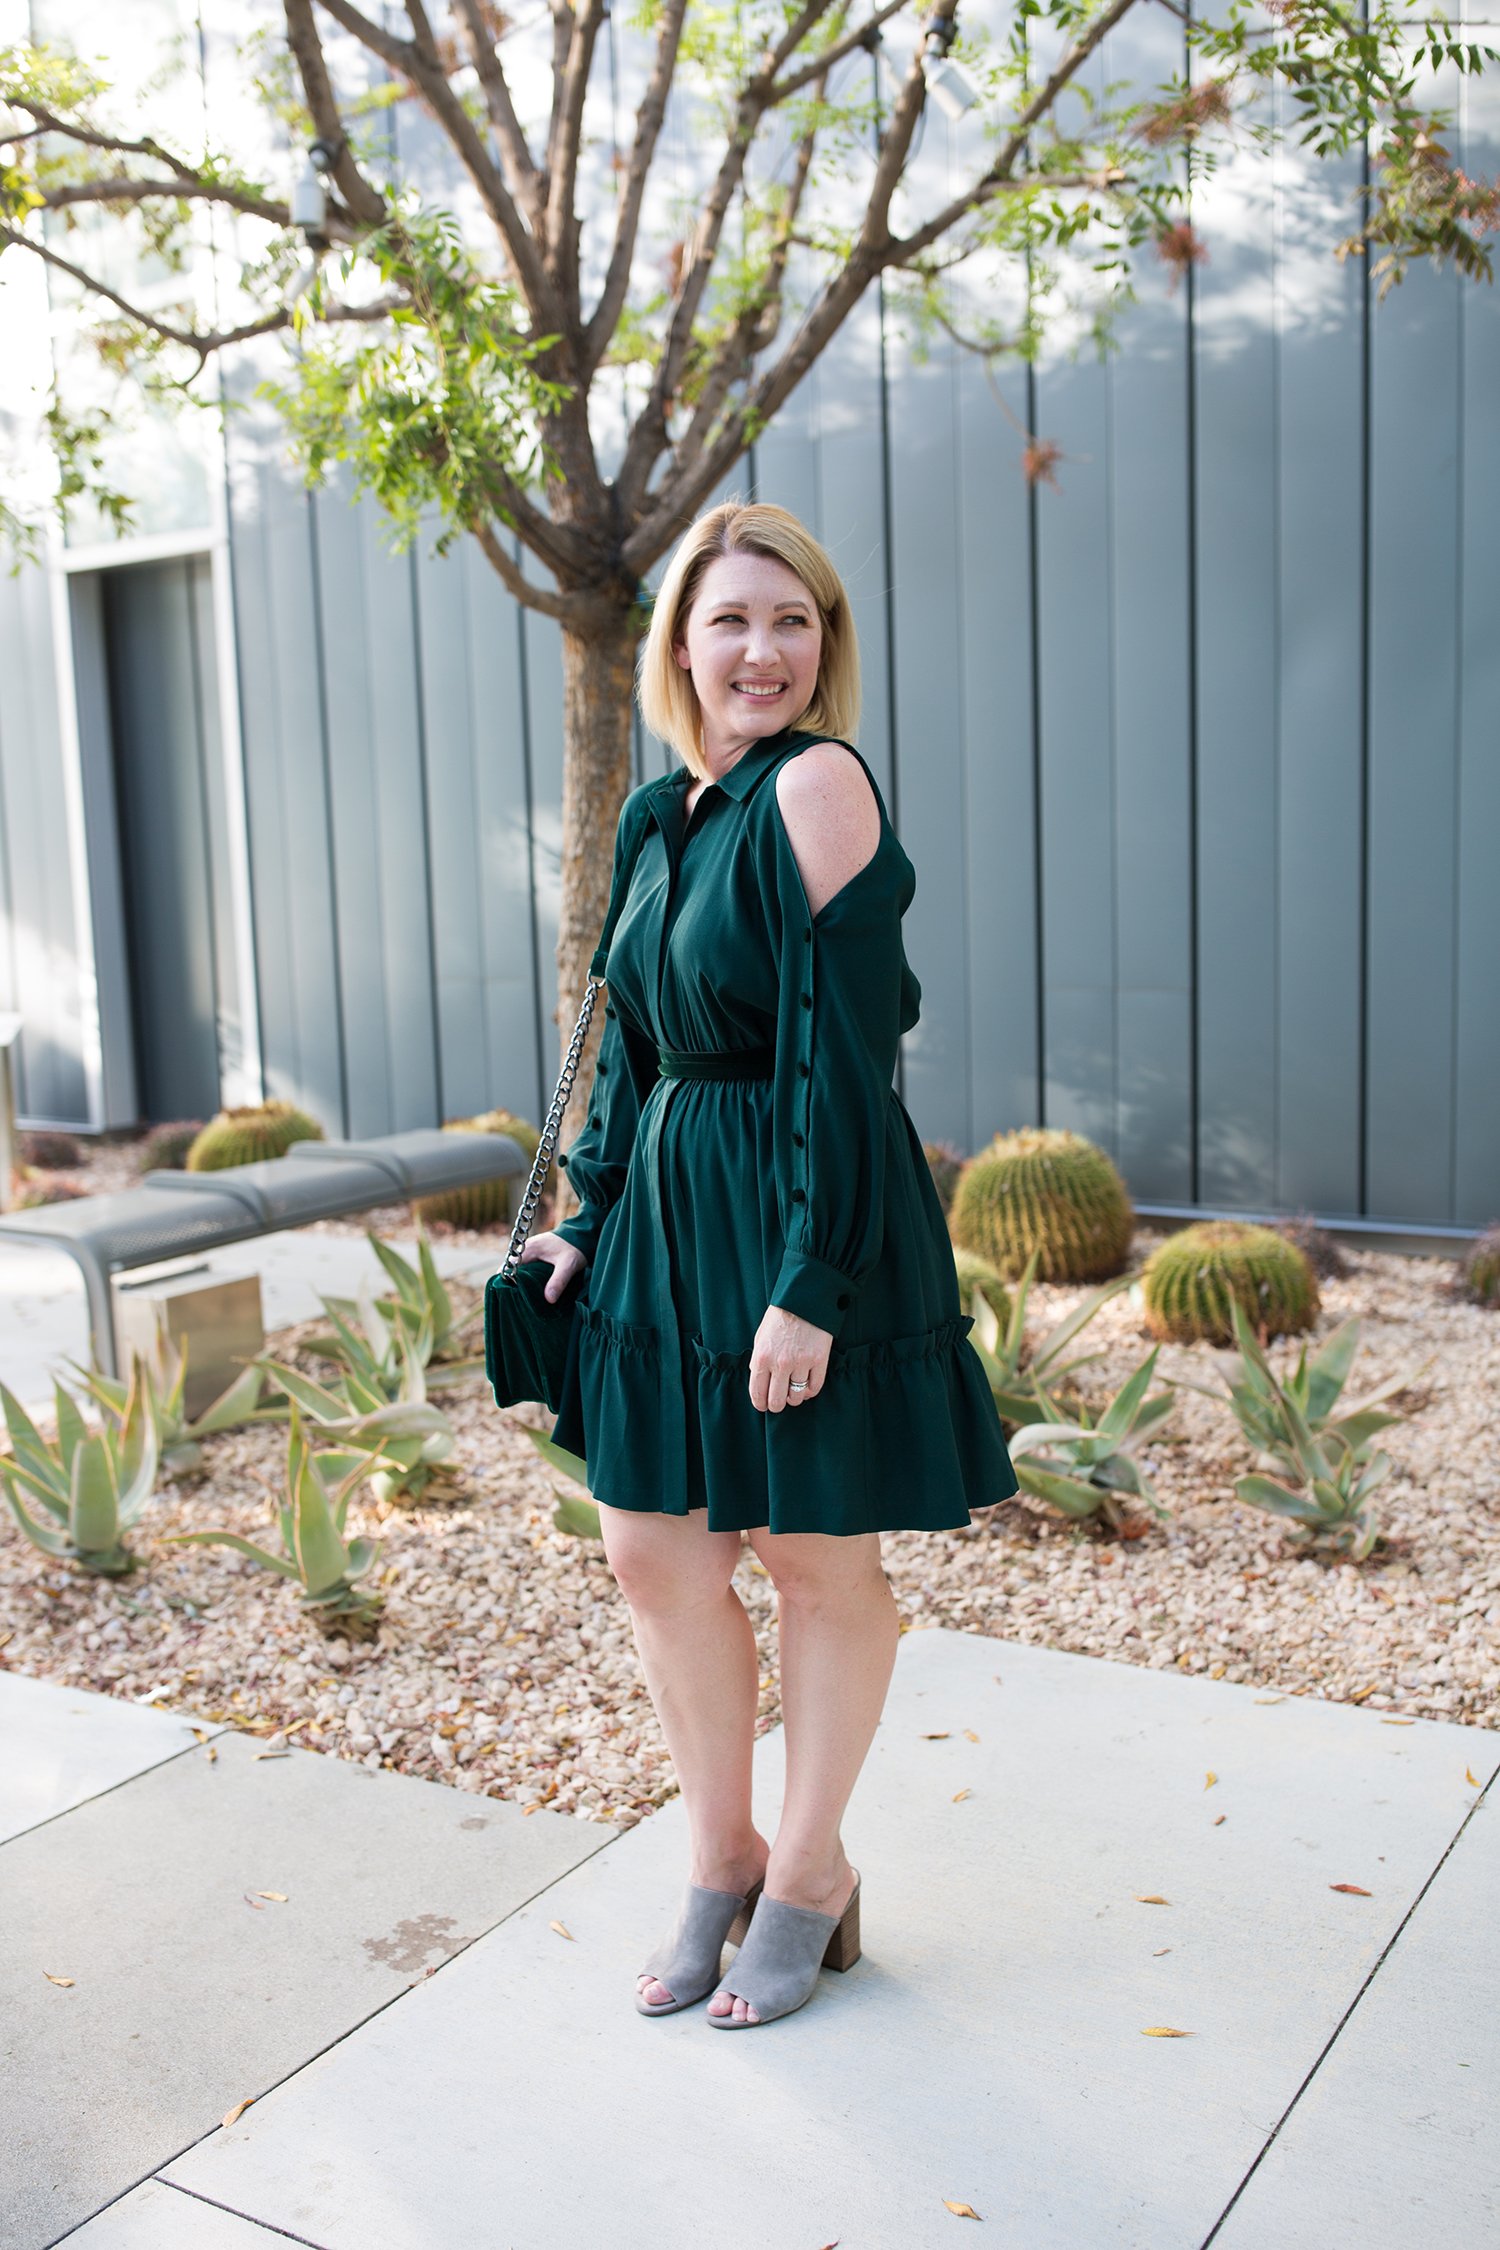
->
<box><xmin>706</xmin><ymin>1871</ymin><xmax>861</xmax><ymax>2028</ymax></box>
<box><xmin>634</xmin><ymin>1876</ymin><xmax>765</xmax><ymax>2016</ymax></box>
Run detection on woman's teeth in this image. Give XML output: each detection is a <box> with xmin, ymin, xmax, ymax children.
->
<box><xmin>733</xmin><ymin>683</ymin><xmax>785</xmax><ymax>696</ymax></box>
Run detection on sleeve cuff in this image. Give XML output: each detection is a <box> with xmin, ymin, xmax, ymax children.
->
<box><xmin>769</xmin><ymin>1249</ymin><xmax>859</xmax><ymax>1340</ymax></box>
<box><xmin>552</xmin><ymin>1202</ymin><xmax>607</xmax><ymax>1267</ymax></box>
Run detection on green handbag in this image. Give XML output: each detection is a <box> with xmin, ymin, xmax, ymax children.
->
<box><xmin>483</xmin><ymin>809</ymin><xmax>651</xmax><ymax>1413</ymax></box>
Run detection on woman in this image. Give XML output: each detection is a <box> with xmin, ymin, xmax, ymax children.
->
<box><xmin>519</xmin><ymin>500</ymin><xmax>1018</xmax><ymax>2029</ymax></box>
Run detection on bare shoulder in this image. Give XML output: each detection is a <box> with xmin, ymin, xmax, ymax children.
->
<box><xmin>774</xmin><ymin>742</ymin><xmax>882</xmax><ymax>920</ymax></box>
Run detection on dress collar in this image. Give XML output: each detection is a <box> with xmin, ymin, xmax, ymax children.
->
<box><xmin>650</xmin><ymin>726</ymin><xmax>810</xmax><ymax>807</ymax></box>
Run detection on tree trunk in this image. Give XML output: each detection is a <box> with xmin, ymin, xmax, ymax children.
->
<box><xmin>550</xmin><ymin>602</ymin><xmax>643</xmax><ymax>1229</ymax></box>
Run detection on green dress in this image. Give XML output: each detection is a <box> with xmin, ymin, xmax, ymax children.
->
<box><xmin>548</xmin><ymin>725</ymin><xmax>1018</xmax><ymax>1536</ymax></box>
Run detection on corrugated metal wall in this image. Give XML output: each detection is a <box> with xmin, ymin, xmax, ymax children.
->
<box><xmin>1</xmin><ymin>9</ymin><xmax>1496</xmax><ymax>1228</ymax></box>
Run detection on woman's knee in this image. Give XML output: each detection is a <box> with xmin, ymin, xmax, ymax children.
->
<box><xmin>749</xmin><ymin>1528</ymin><xmax>889</xmax><ymax>1608</ymax></box>
<box><xmin>598</xmin><ymin>1503</ymin><xmax>741</xmax><ymax>1616</ymax></box>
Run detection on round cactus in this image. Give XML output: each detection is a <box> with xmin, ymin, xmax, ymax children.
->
<box><xmin>1269</xmin><ymin>1210</ymin><xmax>1349</xmax><ymax>1280</ymax></box>
<box><xmin>137</xmin><ymin>1118</ymin><xmax>206</xmax><ymax>1173</ymax></box>
<box><xmin>186</xmin><ymin>1101</ymin><xmax>325</xmax><ymax>1172</ymax></box>
<box><xmin>952</xmin><ymin>1247</ymin><xmax>1011</xmax><ymax>1328</ymax></box>
<box><xmin>413</xmin><ymin>1109</ymin><xmax>540</xmax><ymax>1231</ymax></box>
<box><xmin>923</xmin><ymin>1140</ymin><xmax>966</xmax><ymax>1218</ymax></box>
<box><xmin>1459</xmin><ymin>1223</ymin><xmax>1500</xmax><ymax>1308</ymax></box>
<box><xmin>948</xmin><ymin>1127</ymin><xmax>1133</xmax><ymax>1283</ymax></box>
<box><xmin>20</xmin><ymin>1129</ymin><xmax>81</xmax><ymax>1171</ymax></box>
<box><xmin>1140</xmin><ymin>1220</ymin><xmax>1319</xmax><ymax>1344</ymax></box>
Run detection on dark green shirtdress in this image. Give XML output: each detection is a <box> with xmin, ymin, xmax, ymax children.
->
<box><xmin>548</xmin><ymin>725</ymin><xmax>1019</xmax><ymax>1537</ymax></box>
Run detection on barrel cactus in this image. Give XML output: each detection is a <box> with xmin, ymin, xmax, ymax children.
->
<box><xmin>186</xmin><ymin>1101</ymin><xmax>325</xmax><ymax>1171</ymax></box>
<box><xmin>1459</xmin><ymin>1223</ymin><xmax>1500</xmax><ymax>1308</ymax></box>
<box><xmin>949</xmin><ymin>1127</ymin><xmax>1133</xmax><ymax>1284</ymax></box>
<box><xmin>137</xmin><ymin>1118</ymin><xmax>205</xmax><ymax>1173</ymax></box>
<box><xmin>923</xmin><ymin>1140</ymin><xmax>966</xmax><ymax>1218</ymax></box>
<box><xmin>953</xmin><ymin>1247</ymin><xmax>1012</xmax><ymax>1329</ymax></box>
<box><xmin>1141</xmin><ymin>1221</ymin><xmax>1319</xmax><ymax>1345</ymax></box>
<box><xmin>413</xmin><ymin>1109</ymin><xmax>539</xmax><ymax>1231</ymax></box>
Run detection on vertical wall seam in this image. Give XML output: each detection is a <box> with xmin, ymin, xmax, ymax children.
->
<box><xmin>407</xmin><ymin>543</ymin><xmax>445</xmax><ymax>1126</ymax></box>
<box><xmin>184</xmin><ymin>558</ymin><xmax>227</xmax><ymax>1103</ymax></box>
<box><xmin>1357</xmin><ymin>45</ymin><xmax>1373</xmax><ymax>1219</ymax></box>
<box><xmin>1184</xmin><ymin>4</ymin><xmax>1201</xmax><ymax>1205</ymax></box>
<box><xmin>515</xmin><ymin>544</ymin><xmax>546</xmax><ymax>1116</ymax></box>
<box><xmin>304</xmin><ymin>491</ymin><xmax>350</xmax><ymax>1134</ymax></box>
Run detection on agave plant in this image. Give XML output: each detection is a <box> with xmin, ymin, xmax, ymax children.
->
<box><xmin>1174</xmin><ymin>1299</ymin><xmax>1419</xmax><ymax>1480</ymax></box>
<box><xmin>1004</xmin><ymin>1351</ymin><xmax>1176</xmax><ymax>1530</ymax></box>
<box><xmin>257</xmin><ymin>1336</ymin><xmax>456</xmax><ymax>1506</ymax></box>
<box><xmin>67</xmin><ymin>1338</ymin><xmax>275</xmax><ymax>1476</ymax></box>
<box><xmin>964</xmin><ymin>1248</ymin><xmax>1133</xmax><ymax>1426</ymax></box>
<box><xmin>0</xmin><ymin>1374</ymin><xmax>159</xmax><ymax>1576</ymax></box>
<box><xmin>1235</xmin><ymin>1441</ymin><xmax>1392</xmax><ymax>1562</ymax></box>
<box><xmin>303</xmin><ymin>1233</ymin><xmax>484</xmax><ymax>1393</ymax></box>
<box><xmin>161</xmin><ymin>1403</ymin><xmax>385</xmax><ymax>1629</ymax></box>
<box><xmin>524</xmin><ymin>1427</ymin><xmax>601</xmax><ymax>1540</ymax></box>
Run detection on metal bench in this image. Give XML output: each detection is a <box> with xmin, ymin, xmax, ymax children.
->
<box><xmin>0</xmin><ymin>1129</ymin><xmax>525</xmax><ymax>1377</ymax></box>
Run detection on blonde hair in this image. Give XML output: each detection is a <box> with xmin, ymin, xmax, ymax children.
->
<box><xmin>637</xmin><ymin>499</ymin><xmax>861</xmax><ymax>775</ymax></box>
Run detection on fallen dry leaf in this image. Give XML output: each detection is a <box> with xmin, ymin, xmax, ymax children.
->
<box><xmin>964</xmin><ymin>1730</ymin><xmax>981</xmax><ymax>1743</ymax></box>
<box><xmin>1153</xmin><ymin>1947</ymin><xmax>1172</xmax><ymax>1957</ymax></box>
<box><xmin>221</xmin><ymin>2097</ymin><xmax>254</xmax><ymax>2127</ymax></box>
<box><xmin>1253</xmin><ymin>1695</ymin><xmax>1284</xmax><ymax>1705</ymax></box>
<box><xmin>922</xmin><ymin>1731</ymin><xmax>951</xmax><ymax>1740</ymax></box>
<box><xmin>1212</xmin><ymin>1815</ymin><xmax>1226</xmax><ymax>1826</ymax></box>
<box><xmin>1330</xmin><ymin>1883</ymin><xmax>1371</xmax><ymax>1896</ymax></box>
<box><xmin>256</xmin><ymin>1892</ymin><xmax>288</xmax><ymax>1904</ymax></box>
<box><xmin>253</xmin><ymin>1750</ymin><xmax>290</xmax><ymax>1761</ymax></box>
<box><xmin>1141</xmin><ymin>2025</ymin><xmax>1192</xmax><ymax>2037</ymax></box>
<box><xmin>1381</xmin><ymin>1718</ymin><xmax>1415</xmax><ymax>1727</ymax></box>
<box><xmin>243</xmin><ymin>1893</ymin><xmax>265</xmax><ymax>1910</ymax></box>
<box><xmin>549</xmin><ymin>1920</ymin><xmax>574</xmax><ymax>1941</ymax></box>
<box><xmin>942</xmin><ymin>2201</ymin><xmax>982</xmax><ymax>2219</ymax></box>
<box><xmin>1204</xmin><ymin>1771</ymin><xmax>1218</xmax><ymax>1789</ymax></box>
<box><xmin>42</xmin><ymin>1971</ymin><xmax>75</xmax><ymax>1987</ymax></box>
<box><xmin>952</xmin><ymin>1787</ymin><xmax>972</xmax><ymax>1803</ymax></box>
<box><xmin>1135</xmin><ymin>1895</ymin><xmax>1170</xmax><ymax>1906</ymax></box>
<box><xmin>191</xmin><ymin>1727</ymin><xmax>211</xmax><ymax>1743</ymax></box>
<box><xmin>1464</xmin><ymin>1768</ymin><xmax>1480</xmax><ymax>1788</ymax></box>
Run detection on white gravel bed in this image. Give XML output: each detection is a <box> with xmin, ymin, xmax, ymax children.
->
<box><xmin>1</xmin><ymin>1232</ymin><xmax>1494</xmax><ymax>1837</ymax></box>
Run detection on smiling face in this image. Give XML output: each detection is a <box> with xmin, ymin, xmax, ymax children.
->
<box><xmin>671</xmin><ymin>550</ymin><xmax>824</xmax><ymax>761</ymax></box>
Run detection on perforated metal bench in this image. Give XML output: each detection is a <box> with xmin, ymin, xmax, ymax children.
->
<box><xmin>0</xmin><ymin>1129</ymin><xmax>524</xmax><ymax>1377</ymax></box>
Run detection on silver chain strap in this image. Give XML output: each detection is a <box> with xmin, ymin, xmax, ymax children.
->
<box><xmin>498</xmin><ymin>975</ymin><xmax>606</xmax><ymax>1281</ymax></box>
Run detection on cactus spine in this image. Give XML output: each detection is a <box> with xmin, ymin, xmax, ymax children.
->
<box><xmin>949</xmin><ymin>1128</ymin><xmax>1133</xmax><ymax>1284</ymax></box>
<box><xmin>187</xmin><ymin>1101</ymin><xmax>325</xmax><ymax>1171</ymax></box>
<box><xmin>1140</xmin><ymin>1221</ymin><xmax>1319</xmax><ymax>1345</ymax></box>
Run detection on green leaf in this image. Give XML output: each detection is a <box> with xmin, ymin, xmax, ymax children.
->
<box><xmin>1095</xmin><ymin>1349</ymin><xmax>1161</xmax><ymax>1445</ymax></box>
<box><xmin>53</xmin><ymin>1381</ymin><xmax>88</xmax><ymax>1474</ymax></box>
<box><xmin>188</xmin><ymin>1362</ymin><xmax>266</xmax><ymax>1435</ymax></box>
<box><xmin>1015</xmin><ymin>1460</ymin><xmax>1105</xmax><ymax>1519</ymax></box>
<box><xmin>0</xmin><ymin>1469</ymin><xmax>73</xmax><ymax>1557</ymax></box>
<box><xmin>290</xmin><ymin>1441</ymin><xmax>350</xmax><ymax>1599</ymax></box>
<box><xmin>526</xmin><ymin>1427</ymin><xmax>589</xmax><ymax>1484</ymax></box>
<box><xmin>553</xmin><ymin>1492</ymin><xmax>602</xmax><ymax>1539</ymax></box>
<box><xmin>159</xmin><ymin>1528</ymin><xmax>301</xmax><ymax>1578</ymax></box>
<box><xmin>257</xmin><ymin>1359</ymin><xmax>349</xmax><ymax>1421</ymax></box>
<box><xmin>1303</xmin><ymin>1317</ymin><xmax>1361</xmax><ymax>1421</ymax></box>
<box><xmin>1235</xmin><ymin>1474</ymin><xmax>1327</xmax><ymax>1525</ymax></box>
<box><xmin>69</xmin><ymin>1435</ymin><xmax>120</xmax><ymax>1554</ymax></box>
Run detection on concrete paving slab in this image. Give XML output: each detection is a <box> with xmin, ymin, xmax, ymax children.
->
<box><xmin>62</xmin><ymin>2179</ymin><xmax>317</xmax><ymax>2248</ymax></box>
<box><xmin>157</xmin><ymin>1630</ymin><xmax>1500</xmax><ymax>2250</ymax></box>
<box><xmin>0</xmin><ymin>1672</ymin><xmax>226</xmax><ymax>1846</ymax></box>
<box><xmin>1</xmin><ymin>1726</ymin><xmax>609</xmax><ymax>2249</ymax></box>
<box><xmin>0</xmin><ymin>1236</ymin><xmax>499</xmax><ymax>1413</ymax></box>
<box><xmin>1213</xmin><ymin>1790</ymin><xmax>1499</xmax><ymax>2248</ymax></box>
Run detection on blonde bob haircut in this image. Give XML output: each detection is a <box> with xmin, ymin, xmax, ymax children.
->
<box><xmin>637</xmin><ymin>499</ymin><xmax>861</xmax><ymax>777</ymax></box>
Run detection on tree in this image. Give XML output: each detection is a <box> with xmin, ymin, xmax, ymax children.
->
<box><xmin>2</xmin><ymin>0</ymin><xmax>1495</xmax><ymax>1199</ymax></box>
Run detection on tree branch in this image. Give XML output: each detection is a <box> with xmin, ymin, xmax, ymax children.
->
<box><xmin>473</xmin><ymin>519</ymin><xmax>578</xmax><ymax>620</ymax></box>
<box><xmin>546</xmin><ymin>0</ymin><xmax>607</xmax><ymax>294</ymax></box>
<box><xmin>42</xmin><ymin>175</ymin><xmax>296</xmax><ymax>227</ymax></box>
<box><xmin>456</xmin><ymin>0</ymin><xmax>544</xmax><ymax>229</ymax></box>
<box><xmin>314</xmin><ymin>0</ymin><xmax>556</xmax><ymax>321</ymax></box>
<box><xmin>1</xmin><ymin>96</ymin><xmax>201</xmax><ymax>180</ymax></box>
<box><xmin>284</xmin><ymin>0</ymin><xmax>389</xmax><ymax>229</ymax></box>
<box><xmin>581</xmin><ymin>0</ymin><xmax>687</xmax><ymax>379</ymax></box>
<box><xmin>887</xmin><ymin>0</ymin><xmax>1144</xmax><ymax>263</ymax></box>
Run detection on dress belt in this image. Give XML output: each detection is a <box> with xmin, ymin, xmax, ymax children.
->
<box><xmin>657</xmin><ymin>1044</ymin><xmax>775</xmax><ymax>1080</ymax></box>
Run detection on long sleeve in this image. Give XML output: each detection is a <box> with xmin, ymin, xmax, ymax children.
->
<box><xmin>764</xmin><ymin>797</ymin><xmax>920</xmax><ymax>1342</ymax></box>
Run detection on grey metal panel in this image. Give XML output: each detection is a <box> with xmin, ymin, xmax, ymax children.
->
<box><xmin>0</xmin><ymin>564</ymin><xmax>88</xmax><ymax>1122</ymax></box>
<box><xmin>67</xmin><ymin>571</ymin><xmax>137</xmax><ymax>1125</ymax></box>
<box><xmin>189</xmin><ymin>554</ymin><xmax>242</xmax><ymax>1118</ymax></box>
<box><xmin>522</xmin><ymin>602</ymin><xmax>567</xmax><ymax>1080</ymax></box>
<box><xmin>1365</xmin><ymin>248</ymin><xmax>1462</xmax><ymax>1225</ymax></box>
<box><xmin>1192</xmin><ymin>72</ymin><xmax>1281</xmax><ymax>1209</ymax></box>
<box><xmin>1273</xmin><ymin>123</ymin><xmax>1367</xmax><ymax>1215</ymax></box>
<box><xmin>1454</xmin><ymin>70</ymin><xmax>1500</xmax><ymax>1225</ymax></box>
<box><xmin>311</xmin><ymin>478</ymin><xmax>439</xmax><ymax>1138</ymax></box>
<box><xmin>223</xmin><ymin>394</ymin><xmax>346</xmax><ymax>1134</ymax></box>
<box><xmin>413</xmin><ymin>533</ymin><xmax>542</xmax><ymax>1128</ymax></box>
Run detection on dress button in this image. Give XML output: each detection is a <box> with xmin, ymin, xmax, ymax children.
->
<box><xmin>837</xmin><ymin>1293</ymin><xmax>850</xmax><ymax>1308</ymax></box>
<box><xmin>793</xmin><ymin>1131</ymin><xmax>805</xmax><ymax>1147</ymax></box>
<box><xmin>800</xmin><ymin>993</ymin><xmax>812</xmax><ymax>1009</ymax></box>
<box><xmin>792</xmin><ymin>1188</ymin><xmax>805</xmax><ymax>1203</ymax></box>
<box><xmin>797</xmin><ymin>1062</ymin><xmax>810</xmax><ymax>1079</ymax></box>
<box><xmin>558</xmin><ymin>1154</ymin><xmax>569</xmax><ymax>1168</ymax></box>
<box><xmin>804</xmin><ymin>929</ymin><xmax>812</xmax><ymax>943</ymax></box>
<box><xmin>597</xmin><ymin>1060</ymin><xmax>608</xmax><ymax>1074</ymax></box>
<box><xmin>605</xmin><ymin>1004</ymin><xmax>615</xmax><ymax>1018</ymax></box>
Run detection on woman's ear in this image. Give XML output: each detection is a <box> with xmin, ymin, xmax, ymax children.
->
<box><xmin>672</xmin><ymin>638</ymin><xmax>692</xmax><ymax>673</ymax></box>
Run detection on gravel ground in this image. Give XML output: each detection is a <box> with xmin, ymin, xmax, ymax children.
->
<box><xmin>2</xmin><ymin>1221</ymin><xmax>1495</xmax><ymax>1836</ymax></box>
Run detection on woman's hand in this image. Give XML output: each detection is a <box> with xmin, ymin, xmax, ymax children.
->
<box><xmin>517</xmin><ymin>1230</ymin><xmax>587</xmax><ymax>1304</ymax></box>
<box><xmin>750</xmin><ymin>1304</ymin><xmax>833</xmax><ymax>1414</ymax></box>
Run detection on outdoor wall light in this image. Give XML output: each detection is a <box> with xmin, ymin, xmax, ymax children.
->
<box><xmin>921</xmin><ymin>20</ymin><xmax>980</xmax><ymax>121</ymax></box>
<box><xmin>290</xmin><ymin>137</ymin><xmax>341</xmax><ymax>249</ymax></box>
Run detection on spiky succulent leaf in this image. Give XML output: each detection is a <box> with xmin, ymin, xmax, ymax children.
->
<box><xmin>1</xmin><ymin>1469</ymin><xmax>73</xmax><ymax>1555</ymax></box>
<box><xmin>68</xmin><ymin>1434</ymin><xmax>120</xmax><ymax>1553</ymax></box>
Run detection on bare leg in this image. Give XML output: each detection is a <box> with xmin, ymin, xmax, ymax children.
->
<box><xmin>708</xmin><ymin>1528</ymin><xmax>898</xmax><ymax>2023</ymax></box>
<box><xmin>597</xmin><ymin>1502</ymin><xmax>770</xmax><ymax>2008</ymax></box>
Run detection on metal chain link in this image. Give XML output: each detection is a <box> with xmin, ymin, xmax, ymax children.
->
<box><xmin>498</xmin><ymin>975</ymin><xmax>606</xmax><ymax>1281</ymax></box>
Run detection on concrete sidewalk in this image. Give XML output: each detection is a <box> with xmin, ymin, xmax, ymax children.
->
<box><xmin>3</xmin><ymin>1631</ymin><xmax>1496</xmax><ymax>2249</ymax></box>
